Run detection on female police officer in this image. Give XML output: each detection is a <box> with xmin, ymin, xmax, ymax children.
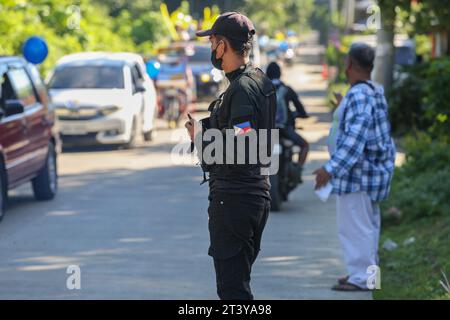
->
<box><xmin>185</xmin><ymin>12</ymin><xmax>277</xmax><ymax>300</ymax></box>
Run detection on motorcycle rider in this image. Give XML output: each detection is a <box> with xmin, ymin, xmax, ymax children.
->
<box><xmin>266</xmin><ymin>61</ymin><xmax>309</xmax><ymax>168</ymax></box>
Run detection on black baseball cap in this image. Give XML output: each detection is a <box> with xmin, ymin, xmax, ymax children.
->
<box><xmin>196</xmin><ymin>12</ymin><xmax>256</xmax><ymax>42</ymax></box>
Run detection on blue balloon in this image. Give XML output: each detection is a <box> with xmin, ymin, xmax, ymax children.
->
<box><xmin>23</xmin><ymin>36</ymin><xmax>48</xmax><ymax>64</ymax></box>
<box><xmin>145</xmin><ymin>60</ymin><xmax>160</xmax><ymax>80</ymax></box>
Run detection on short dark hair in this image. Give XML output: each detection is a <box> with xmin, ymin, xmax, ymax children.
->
<box><xmin>216</xmin><ymin>34</ymin><xmax>253</xmax><ymax>57</ymax></box>
<box><xmin>348</xmin><ymin>42</ymin><xmax>375</xmax><ymax>72</ymax></box>
<box><xmin>266</xmin><ymin>61</ymin><xmax>281</xmax><ymax>80</ymax></box>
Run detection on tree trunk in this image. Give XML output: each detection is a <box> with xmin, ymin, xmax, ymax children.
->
<box><xmin>372</xmin><ymin>0</ymin><xmax>396</xmax><ymax>92</ymax></box>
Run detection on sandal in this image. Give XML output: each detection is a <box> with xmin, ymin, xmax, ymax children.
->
<box><xmin>337</xmin><ymin>275</ymin><xmax>349</xmax><ymax>285</ymax></box>
<box><xmin>331</xmin><ymin>281</ymin><xmax>371</xmax><ymax>291</ymax></box>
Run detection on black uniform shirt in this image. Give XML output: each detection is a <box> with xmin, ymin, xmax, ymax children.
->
<box><xmin>206</xmin><ymin>64</ymin><xmax>276</xmax><ymax>199</ymax></box>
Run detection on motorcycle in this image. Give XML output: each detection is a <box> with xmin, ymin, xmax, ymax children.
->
<box><xmin>283</xmin><ymin>48</ymin><xmax>295</xmax><ymax>66</ymax></box>
<box><xmin>154</xmin><ymin>55</ymin><xmax>193</xmax><ymax>129</ymax></box>
<box><xmin>269</xmin><ymin>133</ymin><xmax>303</xmax><ymax>211</ymax></box>
<box><xmin>158</xmin><ymin>87</ymin><xmax>186</xmax><ymax>129</ymax></box>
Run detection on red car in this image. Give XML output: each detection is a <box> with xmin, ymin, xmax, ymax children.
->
<box><xmin>0</xmin><ymin>56</ymin><xmax>60</xmax><ymax>221</ymax></box>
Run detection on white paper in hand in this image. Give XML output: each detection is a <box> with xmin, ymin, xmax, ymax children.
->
<box><xmin>315</xmin><ymin>182</ymin><xmax>333</xmax><ymax>202</ymax></box>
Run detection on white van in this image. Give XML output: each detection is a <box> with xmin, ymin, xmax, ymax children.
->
<box><xmin>48</xmin><ymin>52</ymin><xmax>157</xmax><ymax>148</ymax></box>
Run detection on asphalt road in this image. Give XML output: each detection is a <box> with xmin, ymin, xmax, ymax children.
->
<box><xmin>0</xmin><ymin>46</ymin><xmax>371</xmax><ymax>299</ymax></box>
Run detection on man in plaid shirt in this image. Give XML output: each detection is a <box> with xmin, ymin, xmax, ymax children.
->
<box><xmin>314</xmin><ymin>43</ymin><xmax>396</xmax><ymax>291</ymax></box>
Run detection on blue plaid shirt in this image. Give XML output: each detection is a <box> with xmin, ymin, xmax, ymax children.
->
<box><xmin>324</xmin><ymin>81</ymin><xmax>396</xmax><ymax>202</ymax></box>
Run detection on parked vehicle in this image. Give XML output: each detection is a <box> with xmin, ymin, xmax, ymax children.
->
<box><xmin>47</xmin><ymin>52</ymin><xmax>157</xmax><ymax>148</ymax></box>
<box><xmin>155</xmin><ymin>53</ymin><xmax>193</xmax><ymax>128</ymax></box>
<box><xmin>160</xmin><ymin>40</ymin><xmax>260</xmax><ymax>101</ymax></box>
<box><xmin>0</xmin><ymin>56</ymin><xmax>60</xmax><ymax>221</ymax></box>
<box><xmin>269</xmin><ymin>135</ymin><xmax>302</xmax><ymax>211</ymax></box>
<box><xmin>161</xmin><ymin>42</ymin><xmax>224</xmax><ymax>101</ymax></box>
<box><xmin>184</xmin><ymin>42</ymin><xmax>225</xmax><ymax>100</ymax></box>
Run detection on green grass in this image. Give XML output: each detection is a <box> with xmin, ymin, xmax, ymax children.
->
<box><xmin>374</xmin><ymin>215</ymin><xmax>450</xmax><ymax>300</ymax></box>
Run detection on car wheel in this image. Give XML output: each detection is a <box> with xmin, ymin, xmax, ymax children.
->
<box><xmin>0</xmin><ymin>160</ymin><xmax>7</xmax><ymax>222</ymax></box>
<box><xmin>143</xmin><ymin>130</ymin><xmax>153</xmax><ymax>142</ymax></box>
<box><xmin>124</xmin><ymin>117</ymin><xmax>138</xmax><ymax>149</ymax></box>
<box><xmin>32</xmin><ymin>142</ymin><xmax>58</xmax><ymax>201</ymax></box>
<box><xmin>140</xmin><ymin>109</ymin><xmax>153</xmax><ymax>142</ymax></box>
<box><xmin>269</xmin><ymin>175</ymin><xmax>281</xmax><ymax>212</ymax></box>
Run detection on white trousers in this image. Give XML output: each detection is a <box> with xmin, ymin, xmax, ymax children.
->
<box><xmin>336</xmin><ymin>192</ymin><xmax>381</xmax><ymax>288</ymax></box>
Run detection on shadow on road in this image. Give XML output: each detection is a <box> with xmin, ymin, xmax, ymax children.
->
<box><xmin>1</xmin><ymin>163</ymin><xmax>213</xmax><ymax>299</ymax></box>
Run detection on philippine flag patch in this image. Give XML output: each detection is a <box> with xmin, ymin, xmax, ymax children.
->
<box><xmin>233</xmin><ymin>121</ymin><xmax>252</xmax><ymax>135</ymax></box>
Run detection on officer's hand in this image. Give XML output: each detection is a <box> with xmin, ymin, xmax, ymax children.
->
<box><xmin>184</xmin><ymin>114</ymin><xmax>201</xmax><ymax>141</ymax></box>
<box><xmin>313</xmin><ymin>167</ymin><xmax>331</xmax><ymax>190</ymax></box>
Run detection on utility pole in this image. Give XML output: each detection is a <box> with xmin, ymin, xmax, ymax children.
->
<box><xmin>345</xmin><ymin>0</ymin><xmax>355</xmax><ymax>29</ymax></box>
<box><xmin>372</xmin><ymin>0</ymin><xmax>396</xmax><ymax>92</ymax></box>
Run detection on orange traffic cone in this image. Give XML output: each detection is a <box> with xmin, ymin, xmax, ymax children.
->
<box><xmin>321</xmin><ymin>63</ymin><xmax>328</xmax><ymax>80</ymax></box>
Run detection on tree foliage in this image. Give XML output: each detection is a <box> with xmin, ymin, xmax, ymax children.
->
<box><xmin>0</xmin><ymin>0</ymin><xmax>169</xmax><ymax>76</ymax></box>
<box><xmin>396</xmin><ymin>0</ymin><xmax>450</xmax><ymax>34</ymax></box>
<box><xmin>240</xmin><ymin>0</ymin><xmax>314</xmax><ymax>35</ymax></box>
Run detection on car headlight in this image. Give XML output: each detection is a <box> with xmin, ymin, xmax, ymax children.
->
<box><xmin>200</xmin><ymin>73</ymin><xmax>211</xmax><ymax>83</ymax></box>
<box><xmin>100</xmin><ymin>105</ymin><xmax>120</xmax><ymax>116</ymax></box>
<box><xmin>54</xmin><ymin>106</ymin><xmax>71</xmax><ymax>117</ymax></box>
<box><xmin>286</xmin><ymin>48</ymin><xmax>294</xmax><ymax>59</ymax></box>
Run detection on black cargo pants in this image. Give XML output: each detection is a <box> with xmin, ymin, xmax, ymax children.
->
<box><xmin>207</xmin><ymin>192</ymin><xmax>270</xmax><ymax>300</ymax></box>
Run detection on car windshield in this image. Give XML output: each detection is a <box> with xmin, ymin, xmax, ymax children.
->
<box><xmin>49</xmin><ymin>65</ymin><xmax>124</xmax><ymax>89</ymax></box>
<box><xmin>187</xmin><ymin>46</ymin><xmax>210</xmax><ymax>62</ymax></box>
